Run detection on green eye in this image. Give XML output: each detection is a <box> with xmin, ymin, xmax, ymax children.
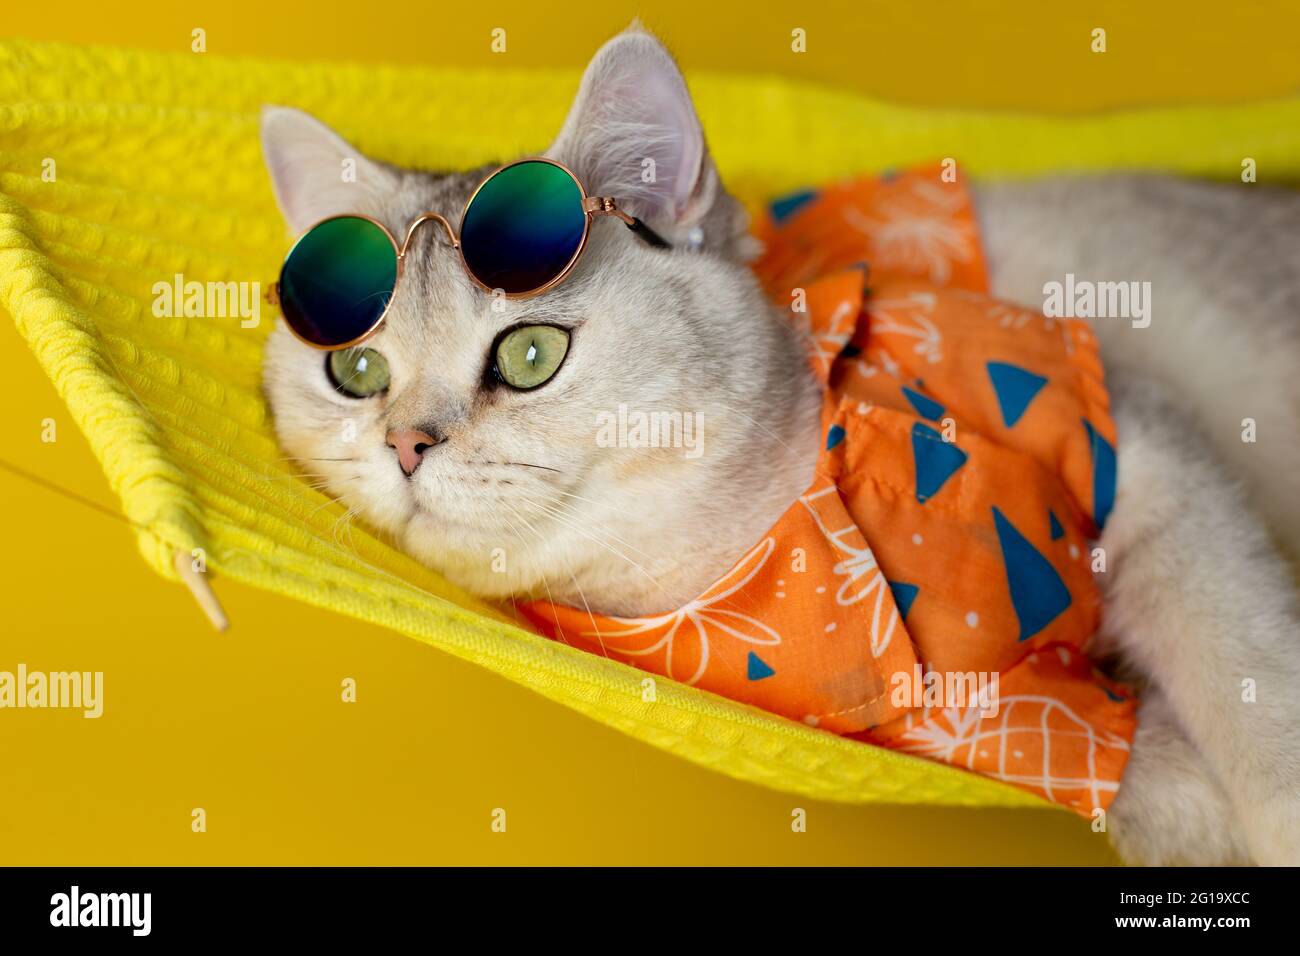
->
<box><xmin>327</xmin><ymin>347</ymin><xmax>390</xmax><ymax>398</ymax></box>
<box><xmin>494</xmin><ymin>325</ymin><xmax>570</xmax><ymax>390</ymax></box>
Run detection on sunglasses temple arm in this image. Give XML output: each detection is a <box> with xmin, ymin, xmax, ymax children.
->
<box><xmin>624</xmin><ymin>216</ymin><xmax>671</xmax><ymax>249</ymax></box>
<box><xmin>589</xmin><ymin>196</ymin><xmax>672</xmax><ymax>250</ymax></box>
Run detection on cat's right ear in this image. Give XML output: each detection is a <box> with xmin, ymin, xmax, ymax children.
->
<box><xmin>545</xmin><ymin>28</ymin><xmax>755</xmax><ymax>258</ymax></box>
<box><xmin>260</xmin><ymin>106</ymin><xmax>399</xmax><ymax>233</ymax></box>
<box><xmin>546</xmin><ymin>28</ymin><xmax>746</xmax><ymax>250</ymax></box>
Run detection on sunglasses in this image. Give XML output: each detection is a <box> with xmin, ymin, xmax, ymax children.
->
<box><xmin>270</xmin><ymin>157</ymin><xmax>670</xmax><ymax>350</ymax></box>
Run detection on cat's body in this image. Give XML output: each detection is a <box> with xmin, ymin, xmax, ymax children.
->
<box><xmin>978</xmin><ymin>175</ymin><xmax>1300</xmax><ymax>556</ymax></box>
<box><xmin>977</xmin><ymin>178</ymin><xmax>1300</xmax><ymax>864</ymax></box>
<box><xmin>261</xmin><ymin>28</ymin><xmax>1300</xmax><ymax>864</ymax></box>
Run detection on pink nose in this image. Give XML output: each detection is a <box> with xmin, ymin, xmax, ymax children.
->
<box><xmin>386</xmin><ymin>428</ymin><xmax>441</xmax><ymax>476</ymax></box>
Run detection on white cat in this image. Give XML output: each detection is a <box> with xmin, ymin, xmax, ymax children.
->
<box><xmin>260</xmin><ymin>27</ymin><xmax>1300</xmax><ymax>865</ymax></box>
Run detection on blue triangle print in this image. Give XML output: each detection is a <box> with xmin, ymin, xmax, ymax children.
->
<box><xmin>887</xmin><ymin>581</ymin><xmax>919</xmax><ymax>620</ymax></box>
<box><xmin>1083</xmin><ymin>418</ymin><xmax>1117</xmax><ymax>530</ymax></box>
<box><xmin>902</xmin><ymin>386</ymin><xmax>945</xmax><ymax>422</ymax></box>
<box><xmin>770</xmin><ymin>189</ymin><xmax>818</xmax><ymax>224</ymax></box>
<box><xmin>1049</xmin><ymin>510</ymin><xmax>1065</xmax><ymax>540</ymax></box>
<box><xmin>746</xmin><ymin>651</ymin><xmax>776</xmax><ymax>681</ymax></box>
<box><xmin>911</xmin><ymin>423</ymin><xmax>968</xmax><ymax>503</ymax></box>
<box><xmin>992</xmin><ymin>507</ymin><xmax>1072</xmax><ymax>641</ymax></box>
<box><xmin>987</xmin><ymin>361</ymin><xmax>1048</xmax><ymax>428</ymax></box>
<box><xmin>826</xmin><ymin>424</ymin><xmax>846</xmax><ymax>450</ymax></box>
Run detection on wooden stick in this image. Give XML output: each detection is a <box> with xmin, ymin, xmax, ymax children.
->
<box><xmin>174</xmin><ymin>550</ymin><xmax>229</xmax><ymax>632</ymax></box>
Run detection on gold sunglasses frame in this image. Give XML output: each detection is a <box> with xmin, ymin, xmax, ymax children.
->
<box><xmin>271</xmin><ymin>157</ymin><xmax>646</xmax><ymax>352</ymax></box>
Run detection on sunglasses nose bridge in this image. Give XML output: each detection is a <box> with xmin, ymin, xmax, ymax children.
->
<box><xmin>399</xmin><ymin>212</ymin><xmax>460</xmax><ymax>258</ymax></box>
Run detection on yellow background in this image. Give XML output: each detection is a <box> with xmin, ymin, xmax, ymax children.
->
<box><xmin>2</xmin><ymin>0</ymin><xmax>1295</xmax><ymax>865</ymax></box>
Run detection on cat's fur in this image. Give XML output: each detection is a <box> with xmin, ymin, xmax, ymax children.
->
<box><xmin>261</xmin><ymin>27</ymin><xmax>1300</xmax><ymax>865</ymax></box>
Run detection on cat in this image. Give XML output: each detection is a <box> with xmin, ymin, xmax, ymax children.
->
<box><xmin>260</xmin><ymin>26</ymin><xmax>1300</xmax><ymax>865</ymax></box>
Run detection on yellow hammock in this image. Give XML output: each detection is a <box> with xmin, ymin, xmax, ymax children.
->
<box><xmin>4</xmin><ymin>38</ymin><xmax>1298</xmax><ymax>810</ymax></box>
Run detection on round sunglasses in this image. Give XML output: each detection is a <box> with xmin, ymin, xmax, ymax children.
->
<box><xmin>270</xmin><ymin>157</ymin><xmax>670</xmax><ymax>350</ymax></box>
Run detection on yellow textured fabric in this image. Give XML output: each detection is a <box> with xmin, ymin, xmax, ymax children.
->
<box><xmin>4</xmin><ymin>39</ymin><xmax>1298</xmax><ymax>809</ymax></box>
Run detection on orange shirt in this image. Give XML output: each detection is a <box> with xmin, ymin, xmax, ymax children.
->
<box><xmin>524</xmin><ymin>167</ymin><xmax>1135</xmax><ymax>814</ymax></box>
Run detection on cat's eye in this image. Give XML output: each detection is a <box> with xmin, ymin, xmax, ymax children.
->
<box><xmin>326</xmin><ymin>347</ymin><xmax>390</xmax><ymax>398</ymax></box>
<box><xmin>493</xmin><ymin>325</ymin><xmax>570</xmax><ymax>390</ymax></box>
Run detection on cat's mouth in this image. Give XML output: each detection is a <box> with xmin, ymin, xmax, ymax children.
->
<box><xmin>396</xmin><ymin>496</ymin><xmax>572</xmax><ymax>597</ymax></box>
<box><xmin>398</xmin><ymin>471</ymin><xmax>565</xmax><ymax>543</ymax></box>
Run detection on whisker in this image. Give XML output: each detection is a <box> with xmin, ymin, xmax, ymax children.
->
<box><xmin>513</xmin><ymin>493</ymin><xmax>672</xmax><ymax>603</ymax></box>
<box><xmin>273</xmin><ymin>456</ymin><xmax>358</xmax><ymax>464</ymax></box>
<box><xmin>500</xmin><ymin>504</ymin><xmax>568</xmax><ymax>641</ymax></box>
<box><xmin>306</xmin><ymin>486</ymin><xmax>361</xmax><ymax>521</ymax></box>
<box><xmin>510</xmin><ymin>503</ymin><xmax>612</xmax><ymax>660</ymax></box>
<box><xmin>253</xmin><ymin>471</ymin><xmax>361</xmax><ymax>485</ymax></box>
<box><xmin>494</xmin><ymin>460</ymin><xmax>563</xmax><ymax>474</ymax></box>
<box><xmin>332</xmin><ymin>504</ymin><xmax>361</xmax><ymax>552</ymax></box>
<box><xmin>535</xmin><ymin>495</ymin><xmax>658</xmax><ymax>563</ymax></box>
<box><xmin>491</xmin><ymin>511</ymin><xmax>530</xmax><ymax>633</ymax></box>
<box><xmin>707</xmin><ymin>397</ymin><xmax>805</xmax><ymax>461</ymax></box>
<box><xmin>562</xmin><ymin>564</ymin><xmax>609</xmax><ymax>660</ymax></box>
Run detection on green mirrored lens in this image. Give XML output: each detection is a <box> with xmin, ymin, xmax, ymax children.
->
<box><xmin>279</xmin><ymin>216</ymin><xmax>398</xmax><ymax>347</ymax></box>
<box><xmin>460</xmin><ymin>161</ymin><xmax>587</xmax><ymax>295</ymax></box>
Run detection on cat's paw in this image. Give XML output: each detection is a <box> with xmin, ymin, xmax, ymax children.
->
<box><xmin>1107</xmin><ymin>799</ymin><xmax>1250</xmax><ymax>867</ymax></box>
<box><xmin>1241</xmin><ymin>792</ymin><xmax>1300</xmax><ymax>866</ymax></box>
<box><xmin>1107</xmin><ymin>691</ymin><xmax>1252</xmax><ymax>866</ymax></box>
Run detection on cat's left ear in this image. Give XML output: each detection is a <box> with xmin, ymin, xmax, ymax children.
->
<box><xmin>547</xmin><ymin>27</ymin><xmax>741</xmax><ymax>249</ymax></box>
<box><xmin>260</xmin><ymin>106</ymin><xmax>400</xmax><ymax>233</ymax></box>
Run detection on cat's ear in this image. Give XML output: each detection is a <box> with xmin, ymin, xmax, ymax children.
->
<box><xmin>547</xmin><ymin>28</ymin><xmax>725</xmax><ymax>243</ymax></box>
<box><xmin>260</xmin><ymin>106</ymin><xmax>399</xmax><ymax>233</ymax></box>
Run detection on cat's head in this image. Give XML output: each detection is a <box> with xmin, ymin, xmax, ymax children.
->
<box><xmin>260</xmin><ymin>28</ymin><xmax>817</xmax><ymax>613</ymax></box>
